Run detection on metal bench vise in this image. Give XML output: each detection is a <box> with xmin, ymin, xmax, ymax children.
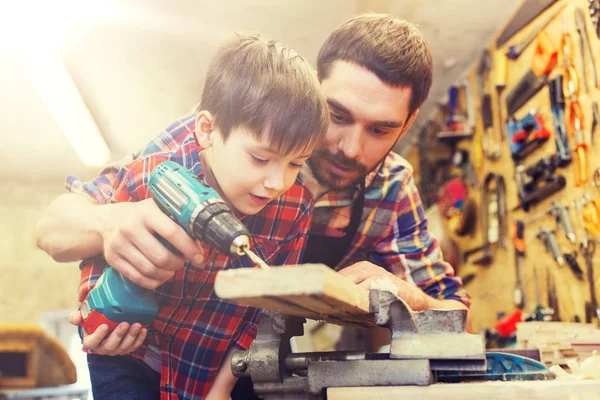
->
<box><xmin>230</xmin><ymin>289</ymin><xmax>486</xmax><ymax>399</ymax></box>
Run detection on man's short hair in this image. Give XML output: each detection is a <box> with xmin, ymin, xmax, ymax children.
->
<box><xmin>317</xmin><ymin>14</ymin><xmax>433</xmax><ymax>118</ymax></box>
<box><xmin>200</xmin><ymin>34</ymin><xmax>328</xmax><ymax>156</ymax></box>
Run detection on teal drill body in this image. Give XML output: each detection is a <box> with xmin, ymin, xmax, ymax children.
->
<box><xmin>81</xmin><ymin>161</ymin><xmax>250</xmax><ymax>334</ymax></box>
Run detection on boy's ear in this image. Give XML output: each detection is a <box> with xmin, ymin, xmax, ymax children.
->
<box><xmin>195</xmin><ymin>110</ymin><xmax>216</xmax><ymax>148</ymax></box>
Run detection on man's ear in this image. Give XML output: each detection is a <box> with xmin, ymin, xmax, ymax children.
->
<box><xmin>398</xmin><ymin>109</ymin><xmax>420</xmax><ymax>140</ymax></box>
<box><xmin>195</xmin><ymin>110</ymin><xmax>216</xmax><ymax>148</ymax></box>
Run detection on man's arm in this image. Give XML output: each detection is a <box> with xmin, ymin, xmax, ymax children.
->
<box><xmin>36</xmin><ymin>193</ymin><xmax>109</xmax><ymax>262</ymax></box>
<box><xmin>340</xmin><ymin>167</ymin><xmax>471</xmax><ymax>326</ymax></box>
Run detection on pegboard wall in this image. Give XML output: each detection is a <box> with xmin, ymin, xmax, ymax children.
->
<box><xmin>420</xmin><ymin>0</ymin><xmax>600</xmax><ymax>333</ymax></box>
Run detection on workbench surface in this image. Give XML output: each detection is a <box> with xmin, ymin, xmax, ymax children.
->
<box><xmin>328</xmin><ymin>379</ymin><xmax>600</xmax><ymax>400</ymax></box>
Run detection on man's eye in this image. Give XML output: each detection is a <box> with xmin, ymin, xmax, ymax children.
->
<box><xmin>331</xmin><ymin>113</ymin><xmax>348</xmax><ymax>123</ymax></box>
<box><xmin>369</xmin><ymin>127</ymin><xmax>387</xmax><ymax>136</ymax></box>
<box><xmin>250</xmin><ymin>154</ymin><xmax>268</xmax><ymax>164</ymax></box>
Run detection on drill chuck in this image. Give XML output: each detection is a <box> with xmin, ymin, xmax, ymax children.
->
<box><xmin>149</xmin><ymin>161</ymin><xmax>251</xmax><ymax>257</ymax></box>
<box><xmin>190</xmin><ymin>199</ymin><xmax>251</xmax><ymax>255</ymax></box>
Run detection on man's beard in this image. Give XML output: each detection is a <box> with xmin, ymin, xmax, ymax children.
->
<box><xmin>307</xmin><ymin>149</ymin><xmax>369</xmax><ymax>190</ymax></box>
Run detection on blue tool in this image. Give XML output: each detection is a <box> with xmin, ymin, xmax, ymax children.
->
<box><xmin>506</xmin><ymin>111</ymin><xmax>550</xmax><ymax>162</ymax></box>
<box><xmin>436</xmin><ymin>352</ymin><xmax>551</xmax><ymax>382</ymax></box>
<box><xmin>549</xmin><ymin>76</ymin><xmax>572</xmax><ymax>167</ymax></box>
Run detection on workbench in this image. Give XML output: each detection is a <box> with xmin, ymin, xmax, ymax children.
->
<box><xmin>327</xmin><ymin>380</ymin><xmax>600</xmax><ymax>400</ymax></box>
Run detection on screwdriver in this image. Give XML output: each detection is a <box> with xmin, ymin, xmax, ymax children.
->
<box><xmin>512</xmin><ymin>220</ymin><xmax>527</xmax><ymax>310</ymax></box>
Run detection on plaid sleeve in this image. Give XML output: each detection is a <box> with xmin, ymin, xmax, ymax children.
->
<box><xmin>66</xmin><ymin>160</ymin><xmax>128</xmax><ymax>205</ymax></box>
<box><xmin>66</xmin><ymin>115</ymin><xmax>197</xmax><ymax>205</ymax></box>
<box><xmin>78</xmin><ymin>155</ymin><xmax>170</xmax><ymax>303</ymax></box>
<box><xmin>369</xmin><ymin>171</ymin><xmax>471</xmax><ymax>308</ymax></box>
<box><xmin>111</xmin><ymin>155</ymin><xmax>170</xmax><ymax>204</ymax></box>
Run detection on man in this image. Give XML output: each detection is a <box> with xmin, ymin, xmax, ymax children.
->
<box><xmin>36</xmin><ymin>14</ymin><xmax>470</xmax><ymax>359</ymax></box>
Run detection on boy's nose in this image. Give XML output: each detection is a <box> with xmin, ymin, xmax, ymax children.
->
<box><xmin>263</xmin><ymin>167</ymin><xmax>285</xmax><ymax>192</ymax></box>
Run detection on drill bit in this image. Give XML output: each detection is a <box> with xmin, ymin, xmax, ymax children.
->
<box><xmin>244</xmin><ymin>248</ymin><xmax>270</xmax><ymax>269</ymax></box>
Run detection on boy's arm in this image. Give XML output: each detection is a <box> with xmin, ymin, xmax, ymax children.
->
<box><xmin>205</xmin><ymin>348</ymin><xmax>237</xmax><ymax>400</ymax></box>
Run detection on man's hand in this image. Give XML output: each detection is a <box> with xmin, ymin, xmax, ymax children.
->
<box><xmin>69</xmin><ymin>311</ymin><xmax>146</xmax><ymax>356</ymax></box>
<box><xmin>102</xmin><ymin>199</ymin><xmax>205</xmax><ymax>289</ymax></box>
<box><xmin>338</xmin><ymin>261</ymin><xmax>430</xmax><ymax>311</ymax></box>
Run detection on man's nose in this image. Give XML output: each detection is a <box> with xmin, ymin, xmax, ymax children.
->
<box><xmin>337</xmin><ymin>126</ymin><xmax>362</xmax><ymax>160</ymax></box>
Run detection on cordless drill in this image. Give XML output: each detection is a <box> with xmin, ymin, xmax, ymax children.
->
<box><xmin>81</xmin><ymin>160</ymin><xmax>263</xmax><ymax>334</ymax></box>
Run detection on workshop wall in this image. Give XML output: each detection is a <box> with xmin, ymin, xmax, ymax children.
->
<box><xmin>0</xmin><ymin>183</ymin><xmax>80</xmax><ymax>324</ymax></box>
<box><xmin>423</xmin><ymin>0</ymin><xmax>600</xmax><ymax>333</ymax></box>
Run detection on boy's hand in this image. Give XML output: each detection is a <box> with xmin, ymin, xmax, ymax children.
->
<box><xmin>338</xmin><ymin>261</ymin><xmax>430</xmax><ymax>311</ymax></box>
<box><xmin>102</xmin><ymin>199</ymin><xmax>205</xmax><ymax>289</ymax></box>
<box><xmin>69</xmin><ymin>310</ymin><xmax>147</xmax><ymax>356</ymax></box>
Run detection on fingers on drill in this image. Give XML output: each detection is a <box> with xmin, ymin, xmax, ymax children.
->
<box><xmin>110</xmin><ymin>255</ymin><xmax>165</xmax><ymax>290</ymax></box>
<box><xmin>116</xmin><ymin>324</ymin><xmax>146</xmax><ymax>354</ymax></box>
<box><xmin>149</xmin><ymin>212</ymin><xmax>204</xmax><ymax>266</ymax></box>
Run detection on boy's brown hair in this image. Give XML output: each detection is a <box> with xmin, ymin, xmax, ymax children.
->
<box><xmin>317</xmin><ymin>14</ymin><xmax>433</xmax><ymax>118</ymax></box>
<box><xmin>200</xmin><ymin>34</ymin><xmax>328</xmax><ymax>155</ymax></box>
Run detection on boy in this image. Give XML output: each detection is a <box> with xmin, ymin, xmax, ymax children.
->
<box><xmin>79</xmin><ymin>34</ymin><xmax>328</xmax><ymax>399</ymax></box>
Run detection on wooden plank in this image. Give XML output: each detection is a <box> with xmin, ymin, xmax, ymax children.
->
<box><xmin>215</xmin><ymin>264</ymin><xmax>375</xmax><ymax>326</ymax></box>
<box><xmin>327</xmin><ymin>380</ymin><xmax>600</xmax><ymax>400</ymax></box>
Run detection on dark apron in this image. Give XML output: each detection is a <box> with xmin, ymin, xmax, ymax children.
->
<box><xmin>303</xmin><ymin>182</ymin><xmax>365</xmax><ymax>269</ymax></box>
<box><xmin>231</xmin><ymin>183</ymin><xmax>366</xmax><ymax>400</ymax></box>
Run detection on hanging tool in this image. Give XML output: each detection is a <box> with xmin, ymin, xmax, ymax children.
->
<box><xmin>581</xmin><ymin>236</ymin><xmax>599</xmax><ymax>324</ymax></box>
<box><xmin>578</xmin><ymin>195</ymin><xmax>600</xmax><ymax>324</ymax></box>
<box><xmin>537</xmin><ymin>227</ymin><xmax>565</xmax><ymax>267</ymax></box>
<box><xmin>514</xmin><ymin>155</ymin><xmax>566</xmax><ymax>211</ymax></box>
<box><xmin>563</xmin><ymin>252</ymin><xmax>585</xmax><ymax>281</ymax></box>
<box><xmin>506</xmin><ymin>30</ymin><xmax>558</xmax><ymax>116</ymax></box>
<box><xmin>559</xmin><ymin>12</ymin><xmax>581</xmax><ymax>97</ymax></box>
<box><xmin>494</xmin><ymin>51</ymin><xmax>508</xmax><ymax>142</ymax></box>
<box><xmin>512</xmin><ymin>220</ymin><xmax>528</xmax><ymax>310</ymax></box>
<box><xmin>482</xmin><ymin>94</ymin><xmax>502</xmax><ymax>160</ymax></box>
<box><xmin>582</xmin><ymin>240</ymin><xmax>599</xmax><ymax>324</ymax></box>
<box><xmin>496</xmin><ymin>0</ymin><xmax>558</xmax><ymax>48</ymax></box>
<box><xmin>549</xmin><ymin>76</ymin><xmax>572</xmax><ymax>167</ymax></box>
<box><xmin>547</xmin><ymin>270</ymin><xmax>560</xmax><ymax>321</ymax></box>
<box><xmin>505</xmin><ymin>1</ymin><xmax>567</xmax><ymax>60</ymax></box>
<box><xmin>81</xmin><ymin>161</ymin><xmax>267</xmax><ymax>335</ymax></box>
<box><xmin>438</xmin><ymin>86</ymin><xmax>472</xmax><ymax>138</ymax></box>
<box><xmin>575</xmin><ymin>7</ymin><xmax>598</xmax><ymax>91</ymax></box>
<box><xmin>506</xmin><ymin>110</ymin><xmax>551</xmax><ymax>162</ymax></box>
<box><xmin>437</xmin><ymin>178</ymin><xmax>477</xmax><ymax>236</ymax></box>
<box><xmin>531</xmin><ymin>266</ymin><xmax>555</xmax><ymax>322</ymax></box>
<box><xmin>462</xmin><ymin>173</ymin><xmax>507</xmax><ymax>264</ymax></box>
<box><xmin>549</xmin><ymin>200</ymin><xmax>577</xmax><ymax>244</ymax></box>
<box><xmin>589</xmin><ymin>0</ymin><xmax>600</xmax><ymax>39</ymax></box>
<box><xmin>594</xmin><ymin>167</ymin><xmax>600</xmax><ymax>190</ymax></box>
<box><xmin>583</xmin><ymin>195</ymin><xmax>600</xmax><ymax>241</ymax></box>
<box><xmin>477</xmin><ymin>50</ymin><xmax>501</xmax><ymax>160</ymax></box>
<box><xmin>591</xmin><ymin>101</ymin><xmax>599</xmax><ymax>145</ymax></box>
<box><xmin>569</xmin><ymin>100</ymin><xmax>589</xmax><ymax>186</ymax></box>
<box><xmin>560</xmin><ymin>22</ymin><xmax>589</xmax><ymax>187</ymax></box>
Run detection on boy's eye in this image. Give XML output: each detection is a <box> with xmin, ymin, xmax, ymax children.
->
<box><xmin>289</xmin><ymin>162</ymin><xmax>303</xmax><ymax>168</ymax></box>
<box><xmin>250</xmin><ymin>154</ymin><xmax>269</xmax><ymax>164</ymax></box>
